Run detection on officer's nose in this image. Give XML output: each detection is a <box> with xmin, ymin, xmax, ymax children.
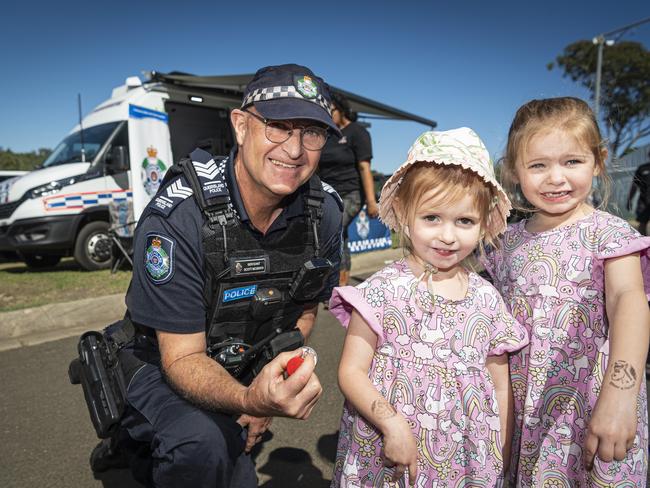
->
<box><xmin>282</xmin><ymin>130</ymin><xmax>304</xmax><ymax>159</ymax></box>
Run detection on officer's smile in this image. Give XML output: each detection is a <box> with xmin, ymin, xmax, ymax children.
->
<box><xmin>269</xmin><ymin>158</ymin><xmax>300</xmax><ymax>169</ymax></box>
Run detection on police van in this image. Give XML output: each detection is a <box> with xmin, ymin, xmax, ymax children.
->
<box><xmin>0</xmin><ymin>72</ymin><xmax>436</xmax><ymax>270</ymax></box>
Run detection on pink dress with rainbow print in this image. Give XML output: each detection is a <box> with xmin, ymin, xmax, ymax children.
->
<box><xmin>329</xmin><ymin>259</ymin><xmax>528</xmax><ymax>487</ymax></box>
<box><xmin>484</xmin><ymin>210</ymin><xmax>650</xmax><ymax>486</ymax></box>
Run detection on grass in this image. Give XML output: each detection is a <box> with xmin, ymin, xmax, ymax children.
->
<box><xmin>0</xmin><ymin>258</ymin><xmax>131</xmax><ymax>312</ymax></box>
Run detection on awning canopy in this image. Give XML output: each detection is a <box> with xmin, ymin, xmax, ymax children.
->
<box><xmin>148</xmin><ymin>71</ymin><xmax>437</xmax><ymax>128</ymax></box>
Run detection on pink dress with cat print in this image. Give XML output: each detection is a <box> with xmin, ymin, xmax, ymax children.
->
<box><xmin>484</xmin><ymin>210</ymin><xmax>650</xmax><ymax>487</ymax></box>
<box><xmin>329</xmin><ymin>258</ymin><xmax>528</xmax><ymax>487</ymax></box>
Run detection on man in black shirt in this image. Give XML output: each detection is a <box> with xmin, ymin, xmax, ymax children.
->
<box><xmin>317</xmin><ymin>93</ymin><xmax>377</xmax><ymax>286</ymax></box>
<box><xmin>627</xmin><ymin>150</ymin><xmax>650</xmax><ymax>235</ymax></box>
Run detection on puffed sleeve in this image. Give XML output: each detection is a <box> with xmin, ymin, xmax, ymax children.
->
<box><xmin>329</xmin><ymin>274</ymin><xmax>387</xmax><ymax>344</ymax></box>
<box><xmin>484</xmin><ymin>283</ymin><xmax>529</xmax><ymax>356</ymax></box>
<box><xmin>595</xmin><ymin>212</ymin><xmax>650</xmax><ymax>299</ymax></box>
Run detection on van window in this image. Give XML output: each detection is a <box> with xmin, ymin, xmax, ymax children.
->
<box><xmin>42</xmin><ymin>122</ymin><xmax>120</xmax><ymax>168</ymax></box>
<box><xmin>110</xmin><ymin>122</ymin><xmax>129</xmax><ymax>147</ymax></box>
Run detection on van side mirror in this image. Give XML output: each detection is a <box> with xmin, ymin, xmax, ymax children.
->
<box><xmin>105</xmin><ymin>146</ymin><xmax>129</xmax><ymax>174</ymax></box>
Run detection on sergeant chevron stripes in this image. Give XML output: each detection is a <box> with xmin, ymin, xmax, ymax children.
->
<box><xmin>193</xmin><ymin>159</ymin><xmax>220</xmax><ymax>179</ymax></box>
<box><xmin>166</xmin><ymin>179</ymin><xmax>193</xmax><ymax>199</ymax></box>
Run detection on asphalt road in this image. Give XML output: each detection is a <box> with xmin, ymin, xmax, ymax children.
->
<box><xmin>0</xmin><ymin>304</ymin><xmax>347</xmax><ymax>487</ymax></box>
<box><xmin>2</xmin><ymin>279</ymin><xmax>649</xmax><ymax>487</ymax></box>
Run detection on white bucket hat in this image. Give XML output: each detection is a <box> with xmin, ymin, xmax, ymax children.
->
<box><xmin>379</xmin><ymin>127</ymin><xmax>511</xmax><ymax>241</ymax></box>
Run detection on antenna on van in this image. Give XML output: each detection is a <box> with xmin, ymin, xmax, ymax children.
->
<box><xmin>78</xmin><ymin>93</ymin><xmax>86</xmax><ymax>163</ymax></box>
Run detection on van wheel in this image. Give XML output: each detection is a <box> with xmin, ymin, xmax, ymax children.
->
<box><xmin>74</xmin><ymin>221</ymin><xmax>112</xmax><ymax>271</ymax></box>
<box><xmin>23</xmin><ymin>254</ymin><xmax>61</xmax><ymax>269</ymax></box>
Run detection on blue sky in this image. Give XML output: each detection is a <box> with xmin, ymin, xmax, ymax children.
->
<box><xmin>1</xmin><ymin>0</ymin><xmax>648</xmax><ymax>174</ymax></box>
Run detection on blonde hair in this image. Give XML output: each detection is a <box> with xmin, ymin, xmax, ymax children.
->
<box><xmin>501</xmin><ymin>97</ymin><xmax>610</xmax><ymax>212</ymax></box>
<box><xmin>393</xmin><ymin>163</ymin><xmax>498</xmax><ymax>256</ymax></box>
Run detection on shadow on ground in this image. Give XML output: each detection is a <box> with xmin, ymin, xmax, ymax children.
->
<box><xmin>257</xmin><ymin>447</ymin><xmax>329</xmax><ymax>487</ymax></box>
<box><xmin>89</xmin><ymin>429</ymin><xmax>339</xmax><ymax>487</ymax></box>
<box><xmin>94</xmin><ymin>469</ymin><xmax>145</xmax><ymax>488</ymax></box>
<box><xmin>317</xmin><ymin>431</ymin><xmax>338</xmax><ymax>464</ymax></box>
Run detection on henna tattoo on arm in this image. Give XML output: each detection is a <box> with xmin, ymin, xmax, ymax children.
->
<box><xmin>608</xmin><ymin>360</ymin><xmax>637</xmax><ymax>390</ymax></box>
<box><xmin>371</xmin><ymin>399</ymin><xmax>397</xmax><ymax>419</ymax></box>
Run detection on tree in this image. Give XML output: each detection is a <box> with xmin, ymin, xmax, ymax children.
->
<box><xmin>0</xmin><ymin>147</ymin><xmax>52</xmax><ymax>171</ymax></box>
<box><xmin>548</xmin><ymin>40</ymin><xmax>650</xmax><ymax>158</ymax></box>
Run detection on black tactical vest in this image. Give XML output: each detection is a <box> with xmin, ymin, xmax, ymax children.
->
<box><xmin>158</xmin><ymin>149</ymin><xmax>327</xmax><ymax>350</ymax></box>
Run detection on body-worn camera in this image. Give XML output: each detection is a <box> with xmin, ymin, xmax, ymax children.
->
<box><xmin>290</xmin><ymin>258</ymin><xmax>333</xmax><ymax>302</ymax></box>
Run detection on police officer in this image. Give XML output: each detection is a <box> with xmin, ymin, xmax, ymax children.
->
<box><xmin>628</xmin><ymin>150</ymin><xmax>650</xmax><ymax>235</ymax></box>
<box><xmin>117</xmin><ymin>64</ymin><xmax>343</xmax><ymax>487</ymax></box>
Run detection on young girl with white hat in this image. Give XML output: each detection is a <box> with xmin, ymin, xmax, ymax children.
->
<box><xmin>329</xmin><ymin>128</ymin><xmax>529</xmax><ymax>487</ymax></box>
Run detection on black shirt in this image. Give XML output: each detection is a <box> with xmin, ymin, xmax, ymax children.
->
<box><xmin>317</xmin><ymin>122</ymin><xmax>372</xmax><ymax>196</ymax></box>
<box><xmin>126</xmin><ymin>148</ymin><xmax>343</xmax><ymax>334</ymax></box>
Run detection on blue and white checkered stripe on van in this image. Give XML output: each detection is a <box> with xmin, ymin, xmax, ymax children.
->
<box><xmin>348</xmin><ymin>236</ymin><xmax>392</xmax><ymax>254</ymax></box>
<box><xmin>43</xmin><ymin>190</ymin><xmax>133</xmax><ymax>211</ymax></box>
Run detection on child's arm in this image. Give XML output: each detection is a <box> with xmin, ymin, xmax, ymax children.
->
<box><xmin>338</xmin><ymin>309</ymin><xmax>418</xmax><ymax>485</ymax></box>
<box><xmin>486</xmin><ymin>353</ymin><xmax>513</xmax><ymax>473</ymax></box>
<box><xmin>584</xmin><ymin>253</ymin><xmax>650</xmax><ymax>469</ymax></box>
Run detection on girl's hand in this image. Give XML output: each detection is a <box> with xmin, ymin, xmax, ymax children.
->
<box><xmin>584</xmin><ymin>391</ymin><xmax>637</xmax><ymax>469</ymax></box>
<box><xmin>381</xmin><ymin>415</ymin><xmax>418</xmax><ymax>485</ymax></box>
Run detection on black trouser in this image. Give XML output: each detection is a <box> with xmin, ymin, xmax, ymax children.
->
<box><xmin>122</xmin><ymin>359</ymin><xmax>257</xmax><ymax>487</ymax></box>
<box><xmin>638</xmin><ymin>204</ymin><xmax>650</xmax><ymax>235</ymax></box>
<box><xmin>340</xmin><ymin>190</ymin><xmax>362</xmax><ymax>272</ymax></box>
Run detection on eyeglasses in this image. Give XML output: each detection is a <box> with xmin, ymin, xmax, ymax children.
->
<box><xmin>243</xmin><ymin>109</ymin><xmax>329</xmax><ymax>151</ymax></box>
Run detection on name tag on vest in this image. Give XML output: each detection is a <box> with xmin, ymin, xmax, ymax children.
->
<box><xmin>231</xmin><ymin>256</ymin><xmax>269</xmax><ymax>276</ymax></box>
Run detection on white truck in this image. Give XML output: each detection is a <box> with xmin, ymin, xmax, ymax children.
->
<box><xmin>0</xmin><ymin>71</ymin><xmax>436</xmax><ymax>270</ymax></box>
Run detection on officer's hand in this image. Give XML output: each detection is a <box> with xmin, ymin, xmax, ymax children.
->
<box><xmin>243</xmin><ymin>350</ymin><xmax>322</xmax><ymax>419</ymax></box>
<box><xmin>237</xmin><ymin>414</ymin><xmax>272</xmax><ymax>453</ymax></box>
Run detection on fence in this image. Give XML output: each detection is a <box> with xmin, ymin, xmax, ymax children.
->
<box><xmin>608</xmin><ymin>143</ymin><xmax>650</xmax><ymax>220</ymax></box>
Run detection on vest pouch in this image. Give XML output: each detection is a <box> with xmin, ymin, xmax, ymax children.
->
<box><xmin>250</xmin><ymin>329</ymin><xmax>304</xmax><ymax>379</ymax></box>
<box><xmin>208</xmin><ymin>274</ymin><xmax>296</xmax><ymax>344</ymax></box>
<box><xmin>249</xmin><ymin>287</ymin><xmax>283</xmax><ymax>321</ymax></box>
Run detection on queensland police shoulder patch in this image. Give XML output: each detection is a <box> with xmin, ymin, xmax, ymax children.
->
<box><xmin>144</xmin><ymin>234</ymin><xmax>175</xmax><ymax>284</ymax></box>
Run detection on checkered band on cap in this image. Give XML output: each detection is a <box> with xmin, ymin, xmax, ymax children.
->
<box><xmin>241</xmin><ymin>85</ymin><xmax>332</xmax><ymax>115</ymax></box>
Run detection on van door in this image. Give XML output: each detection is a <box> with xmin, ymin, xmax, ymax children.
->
<box><xmin>166</xmin><ymin>102</ymin><xmax>235</xmax><ymax>161</ymax></box>
<box><xmin>128</xmin><ymin>105</ymin><xmax>172</xmax><ymax>219</ymax></box>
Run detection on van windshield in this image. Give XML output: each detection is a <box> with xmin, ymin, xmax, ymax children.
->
<box><xmin>41</xmin><ymin>122</ymin><xmax>120</xmax><ymax>168</ymax></box>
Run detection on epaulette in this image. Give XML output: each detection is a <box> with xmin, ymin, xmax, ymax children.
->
<box><xmin>149</xmin><ymin>174</ymin><xmax>194</xmax><ymax>217</ymax></box>
<box><xmin>185</xmin><ymin>148</ymin><xmax>230</xmax><ymax>208</ymax></box>
<box><xmin>321</xmin><ymin>180</ymin><xmax>343</xmax><ymax>212</ymax></box>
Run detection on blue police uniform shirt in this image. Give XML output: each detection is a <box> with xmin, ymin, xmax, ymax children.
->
<box><xmin>126</xmin><ymin>147</ymin><xmax>343</xmax><ymax>333</ymax></box>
